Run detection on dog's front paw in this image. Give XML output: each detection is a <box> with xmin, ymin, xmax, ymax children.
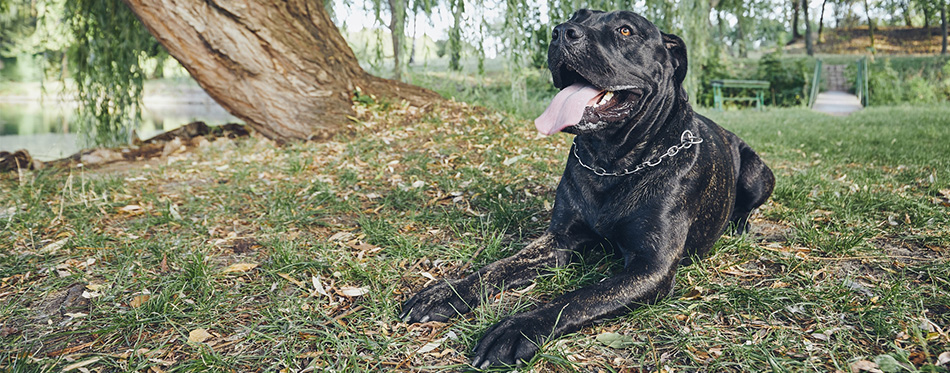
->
<box><xmin>400</xmin><ymin>279</ymin><xmax>475</xmax><ymax>324</ymax></box>
<box><xmin>470</xmin><ymin>312</ymin><xmax>553</xmax><ymax>369</ymax></box>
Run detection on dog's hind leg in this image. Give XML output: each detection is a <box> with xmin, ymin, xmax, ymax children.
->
<box><xmin>400</xmin><ymin>230</ymin><xmax>580</xmax><ymax>324</ymax></box>
<box><xmin>729</xmin><ymin>139</ymin><xmax>775</xmax><ymax>234</ymax></box>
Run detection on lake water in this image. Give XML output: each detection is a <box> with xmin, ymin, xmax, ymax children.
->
<box><xmin>0</xmin><ymin>88</ymin><xmax>242</xmax><ymax>161</ymax></box>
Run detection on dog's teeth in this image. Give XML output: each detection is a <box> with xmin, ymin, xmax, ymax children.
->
<box><xmin>597</xmin><ymin>91</ymin><xmax>614</xmax><ymax>106</ymax></box>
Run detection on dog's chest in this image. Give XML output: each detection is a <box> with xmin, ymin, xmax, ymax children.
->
<box><xmin>565</xmin><ymin>171</ymin><xmax>658</xmax><ymax>231</ymax></box>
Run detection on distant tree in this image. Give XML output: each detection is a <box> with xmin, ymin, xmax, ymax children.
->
<box><xmin>832</xmin><ymin>0</ymin><xmax>859</xmax><ymax>28</ymax></box>
<box><xmin>386</xmin><ymin>0</ymin><xmax>408</xmax><ymax>80</ymax></box>
<box><xmin>864</xmin><ymin>0</ymin><xmax>876</xmax><ymax>48</ymax></box>
<box><xmin>407</xmin><ymin>0</ymin><xmax>435</xmax><ymax>65</ymax></box>
<box><xmin>881</xmin><ymin>0</ymin><xmax>913</xmax><ymax>26</ymax></box>
<box><xmin>942</xmin><ymin>0</ymin><xmax>947</xmax><ymax>54</ymax></box>
<box><xmin>718</xmin><ymin>0</ymin><xmax>750</xmax><ymax>57</ymax></box>
<box><xmin>447</xmin><ymin>0</ymin><xmax>463</xmax><ymax>71</ymax></box>
<box><xmin>915</xmin><ymin>0</ymin><xmax>938</xmax><ymax>29</ymax></box>
<box><xmin>791</xmin><ymin>0</ymin><xmax>802</xmax><ymax>41</ymax></box>
<box><xmin>804</xmin><ymin>0</ymin><xmax>814</xmax><ymax>55</ymax></box>
<box><xmin>900</xmin><ymin>0</ymin><xmax>912</xmax><ymax>26</ymax></box>
<box><xmin>0</xmin><ymin>0</ymin><xmax>35</xmax><ymax>57</ymax></box>
<box><xmin>380</xmin><ymin>0</ymin><xmax>435</xmax><ymax>79</ymax></box>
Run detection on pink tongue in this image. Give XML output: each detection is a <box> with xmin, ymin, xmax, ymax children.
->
<box><xmin>534</xmin><ymin>83</ymin><xmax>602</xmax><ymax>136</ymax></box>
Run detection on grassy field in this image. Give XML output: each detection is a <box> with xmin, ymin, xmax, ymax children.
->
<box><xmin>1</xmin><ymin>99</ymin><xmax>949</xmax><ymax>372</ymax></box>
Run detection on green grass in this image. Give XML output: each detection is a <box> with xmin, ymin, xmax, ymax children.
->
<box><xmin>1</xmin><ymin>100</ymin><xmax>949</xmax><ymax>372</ymax></box>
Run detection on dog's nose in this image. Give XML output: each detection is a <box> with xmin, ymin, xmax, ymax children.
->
<box><xmin>552</xmin><ymin>24</ymin><xmax>584</xmax><ymax>45</ymax></box>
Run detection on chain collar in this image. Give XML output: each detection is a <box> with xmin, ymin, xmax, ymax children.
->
<box><xmin>572</xmin><ymin>130</ymin><xmax>703</xmax><ymax>177</ymax></box>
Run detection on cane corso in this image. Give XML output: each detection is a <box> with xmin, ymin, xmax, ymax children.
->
<box><xmin>400</xmin><ymin>9</ymin><xmax>775</xmax><ymax>368</ymax></box>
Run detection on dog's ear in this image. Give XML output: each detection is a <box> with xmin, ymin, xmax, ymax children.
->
<box><xmin>662</xmin><ymin>32</ymin><xmax>688</xmax><ymax>101</ymax></box>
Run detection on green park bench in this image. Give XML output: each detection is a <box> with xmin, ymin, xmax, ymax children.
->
<box><xmin>711</xmin><ymin>79</ymin><xmax>770</xmax><ymax>111</ymax></box>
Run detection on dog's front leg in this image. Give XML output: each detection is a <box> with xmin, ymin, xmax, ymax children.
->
<box><xmin>400</xmin><ymin>231</ymin><xmax>574</xmax><ymax>324</ymax></box>
<box><xmin>470</xmin><ymin>235</ymin><xmax>684</xmax><ymax>368</ymax></box>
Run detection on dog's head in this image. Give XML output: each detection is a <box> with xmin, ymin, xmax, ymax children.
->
<box><xmin>535</xmin><ymin>9</ymin><xmax>688</xmax><ymax>136</ymax></box>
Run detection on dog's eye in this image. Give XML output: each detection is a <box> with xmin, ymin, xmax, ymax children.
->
<box><xmin>619</xmin><ymin>26</ymin><xmax>632</xmax><ymax>36</ymax></box>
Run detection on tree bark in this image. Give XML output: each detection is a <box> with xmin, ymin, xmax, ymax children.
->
<box><xmin>448</xmin><ymin>0</ymin><xmax>464</xmax><ymax>71</ymax></box>
<box><xmin>865</xmin><ymin>0</ymin><xmax>875</xmax><ymax>49</ymax></box>
<box><xmin>792</xmin><ymin>0</ymin><xmax>802</xmax><ymax>40</ymax></box>
<box><xmin>942</xmin><ymin>0</ymin><xmax>948</xmax><ymax>55</ymax></box>
<box><xmin>717</xmin><ymin>9</ymin><xmax>728</xmax><ymax>51</ymax></box>
<box><xmin>409</xmin><ymin>11</ymin><xmax>418</xmax><ymax>65</ymax></box>
<box><xmin>736</xmin><ymin>10</ymin><xmax>748</xmax><ymax>58</ymax></box>
<box><xmin>804</xmin><ymin>0</ymin><xmax>814</xmax><ymax>55</ymax></box>
<box><xmin>388</xmin><ymin>0</ymin><xmax>406</xmax><ymax>80</ymax></box>
<box><xmin>924</xmin><ymin>2</ymin><xmax>934</xmax><ymax>29</ymax></box>
<box><xmin>818</xmin><ymin>0</ymin><xmax>827</xmax><ymax>42</ymax></box>
<box><xmin>122</xmin><ymin>0</ymin><xmax>439</xmax><ymax>141</ymax></box>
<box><xmin>901</xmin><ymin>2</ymin><xmax>912</xmax><ymax>27</ymax></box>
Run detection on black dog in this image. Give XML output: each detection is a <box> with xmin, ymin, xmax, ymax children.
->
<box><xmin>401</xmin><ymin>9</ymin><xmax>775</xmax><ymax>368</ymax></box>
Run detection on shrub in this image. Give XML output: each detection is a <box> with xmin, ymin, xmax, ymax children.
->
<box><xmin>695</xmin><ymin>53</ymin><xmax>732</xmax><ymax>107</ymax></box>
<box><xmin>756</xmin><ymin>51</ymin><xmax>809</xmax><ymax>107</ymax></box>
<box><xmin>868</xmin><ymin>56</ymin><xmax>950</xmax><ymax>105</ymax></box>
<box><xmin>905</xmin><ymin>76</ymin><xmax>939</xmax><ymax>103</ymax></box>
<box><xmin>868</xmin><ymin>59</ymin><xmax>904</xmax><ymax>105</ymax></box>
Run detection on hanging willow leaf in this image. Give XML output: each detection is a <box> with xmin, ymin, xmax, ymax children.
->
<box><xmin>62</xmin><ymin>0</ymin><xmax>164</xmax><ymax>147</ymax></box>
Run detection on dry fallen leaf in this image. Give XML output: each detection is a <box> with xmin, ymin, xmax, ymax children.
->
<box><xmin>278</xmin><ymin>272</ymin><xmax>306</xmax><ymax>288</ymax></box>
<box><xmin>419</xmin><ymin>271</ymin><xmax>437</xmax><ymax>281</ymax></box>
<box><xmin>937</xmin><ymin>351</ymin><xmax>950</xmax><ymax>366</ymax></box>
<box><xmin>502</xmin><ymin>154</ymin><xmax>527</xmax><ymax>166</ymax></box>
<box><xmin>596</xmin><ymin>332</ymin><xmax>636</xmax><ymax>349</ymax></box>
<box><xmin>328</xmin><ymin>231</ymin><xmax>355</xmax><ymax>242</ymax></box>
<box><xmin>188</xmin><ymin>328</ymin><xmax>212</xmax><ymax>343</ymax></box>
<box><xmin>338</xmin><ymin>286</ymin><xmax>370</xmax><ymax>297</ymax></box>
<box><xmin>416</xmin><ymin>331</ymin><xmax>457</xmax><ymax>355</ymax></box>
<box><xmin>40</xmin><ymin>238</ymin><xmax>69</xmax><ymax>254</ymax></box>
<box><xmin>160</xmin><ymin>254</ymin><xmax>169</xmax><ymax>272</ymax></box>
<box><xmin>312</xmin><ymin>275</ymin><xmax>329</xmax><ymax>297</ymax></box>
<box><xmin>129</xmin><ymin>295</ymin><xmax>151</xmax><ymax>308</ymax></box>
<box><xmin>680</xmin><ymin>286</ymin><xmax>706</xmax><ymax>300</ymax></box>
<box><xmin>119</xmin><ymin>204</ymin><xmax>145</xmax><ymax>215</ymax></box>
<box><xmin>849</xmin><ymin>359</ymin><xmax>883</xmax><ymax>373</ymax></box>
<box><xmin>222</xmin><ymin>262</ymin><xmax>258</xmax><ymax>274</ymax></box>
<box><xmin>62</xmin><ymin>357</ymin><xmax>100</xmax><ymax>372</ymax></box>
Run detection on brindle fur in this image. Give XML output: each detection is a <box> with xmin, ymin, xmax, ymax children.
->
<box><xmin>400</xmin><ymin>9</ymin><xmax>775</xmax><ymax>368</ymax></box>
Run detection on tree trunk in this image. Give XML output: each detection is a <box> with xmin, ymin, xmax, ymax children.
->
<box><xmin>388</xmin><ymin>0</ymin><xmax>406</xmax><ymax>80</ymax></box>
<box><xmin>901</xmin><ymin>2</ymin><xmax>912</xmax><ymax>27</ymax></box>
<box><xmin>122</xmin><ymin>0</ymin><xmax>438</xmax><ymax>141</ymax></box>
<box><xmin>736</xmin><ymin>11</ymin><xmax>748</xmax><ymax>58</ymax></box>
<box><xmin>409</xmin><ymin>11</ymin><xmax>418</xmax><ymax>65</ymax></box>
<box><xmin>792</xmin><ymin>0</ymin><xmax>802</xmax><ymax>39</ymax></box>
<box><xmin>924</xmin><ymin>4</ymin><xmax>934</xmax><ymax>30</ymax></box>
<box><xmin>865</xmin><ymin>0</ymin><xmax>875</xmax><ymax>49</ymax></box>
<box><xmin>804</xmin><ymin>0</ymin><xmax>814</xmax><ymax>55</ymax></box>
<box><xmin>448</xmin><ymin>0</ymin><xmax>464</xmax><ymax>71</ymax></box>
<box><xmin>818</xmin><ymin>0</ymin><xmax>827</xmax><ymax>42</ymax></box>
<box><xmin>942</xmin><ymin>0</ymin><xmax>948</xmax><ymax>55</ymax></box>
<box><xmin>717</xmin><ymin>9</ymin><xmax>728</xmax><ymax>51</ymax></box>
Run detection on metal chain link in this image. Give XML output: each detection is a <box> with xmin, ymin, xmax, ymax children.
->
<box><xmin>572</xmin><ymin>130</ymin><xmax>704</xmax><ymax>177</ymax></box>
